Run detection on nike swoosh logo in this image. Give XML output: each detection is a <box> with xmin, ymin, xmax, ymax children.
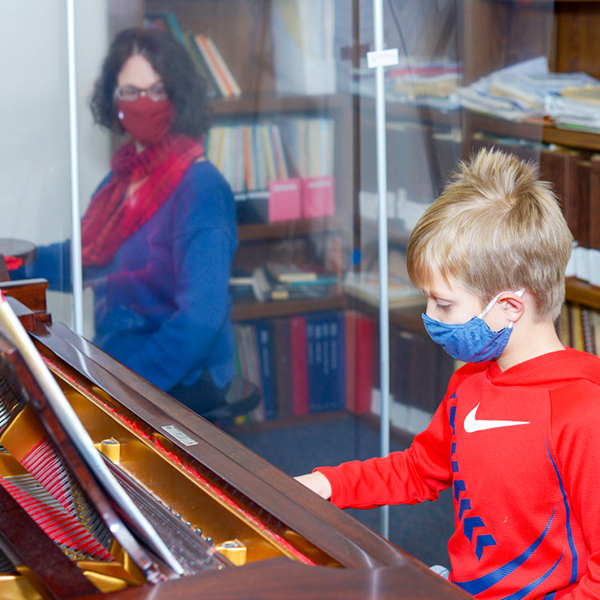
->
<box><xmin>464</xmin><ymin>403</ymin><xmax>530</xmax><ymax>433</ymax></box>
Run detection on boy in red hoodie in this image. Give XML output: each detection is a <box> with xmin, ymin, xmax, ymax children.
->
<box><xmin>297</xmin><ymin>149</ymin><xmax>600</xmax><ymax>600</ymax></box>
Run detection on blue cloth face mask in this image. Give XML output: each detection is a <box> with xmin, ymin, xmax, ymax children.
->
<box><xmin>422</xmin><ymin>289</ymin><xmax>525</xmax><ymax>363</ymax></box>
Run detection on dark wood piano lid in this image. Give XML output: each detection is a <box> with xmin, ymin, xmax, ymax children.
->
<box><xmin>30</xmin><ymin>320</ymin><xmax>409</xmax><ymax>572</ymax></box>
<box><xmin>88</xmin><ymin>557</ymin><xmax>470</xmax><ymax>600</ymax></box>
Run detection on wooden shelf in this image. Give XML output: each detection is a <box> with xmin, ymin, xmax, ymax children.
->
<box><xmin>232</xmin><ymin>293</ymin><xmax>347</xmax><ymax>322</ymax></box>
<box><xmin>565</xmin><ymin>277</ymin><xmax>600</xmax><ymax>310</ymax></box>
<box><xmin>359</xmin><ymin>97</ymin><xmax>459</xmax><ymax>128</ymax></box>
<box><xmin>466</xmin><ymin>112</ymin><xmax>600</xmax><ymax>152</ymax></box>
<box><xmin>212</xmin><ymin>93</ymin><xmax>350</xmax><ymax>118</ymax></box>
<box><xmin>238</xmin><ymin>216</ymin><xmax>348</xmax><ymax>243</ymax></box>
<box><xmin>542</xmin><ymin>127</ymin><xmax>600</xmax><ymax>152</ymax></box>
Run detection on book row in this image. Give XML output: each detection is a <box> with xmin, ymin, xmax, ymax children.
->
<box><xmin>232</xmin><ymin>309</ymin><xmax>456</xmax><ymax>427</ymax></box>
<box><xmin>145</xmin><ymin>11</ymin><xmax>241</xmax><ymax>99</ymax></box>
<box><xmin>230</xmin><ymin>262</ymin><xmax>340</xmax><ymax>303</ymax></box>
<box><xmin>205</xmin><ymin>118</ymin><xmax>336</xmax><ymax>223</ymax></box>
<box><xmin>472</xmin><ymin>134</ymin><xmax>600</xmax><ymax>250</ymax></box>
<box><xmin>472</xmin><ymin>134</ymin><xmax>600</xmax><ymax>286</ymax></box>
<box><xmin>205</xmin><ymin>118</ymin><xmax>335</xmax><ymax>190</ymax></box>
<box><xmin>557</xmin><ymin>301</ymin><xmax>600</xmax><ymax>357</ymax></box>
<box><xmin>372</xmin><ymin>324</ymin><xmax>456</xmax><ymax>417</ymax></box>
<box><xmin>232</xmin><ymin>311</ymin><xmax>375</xmax><ymax>423</ymax></box>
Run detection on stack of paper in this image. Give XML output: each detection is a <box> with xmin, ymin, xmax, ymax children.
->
<box><xmin>354</xmin><ymin>58</ymin><xmax>462</xmax><ymax>111</ymax></box>
<box><xmin>458</xmin><ymin>56</ymin><xmax>600</xmax><ymax>123</ymax></box>
<box><xmin>546</xmin><ymin>85</ymin><xmax>600</xmax><ymax>133</ymax></box>
<box><xmin>271</xmin><ymin>0</ymin><xmax>337</xmax><ymax>95</ymax></box>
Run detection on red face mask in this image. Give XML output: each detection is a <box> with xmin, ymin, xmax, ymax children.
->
<box><xmin>116</xmin><ymin>97</ymin><xmax>174</xmax><ymax>147</ymax></box>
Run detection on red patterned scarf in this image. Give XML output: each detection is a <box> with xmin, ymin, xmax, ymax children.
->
<box><xmin>81</xmin><ymin>134</ymin><xmax>205</xmax><ymax>267</ymax></box>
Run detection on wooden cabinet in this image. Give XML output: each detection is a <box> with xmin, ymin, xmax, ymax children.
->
<box><xmin>460</xmin><ymin>0</ymin><xmax>600</xmax><ymax>327</ymax></box>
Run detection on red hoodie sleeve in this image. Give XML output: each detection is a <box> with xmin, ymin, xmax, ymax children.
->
<box><xmin>549</xmin><ymin>379</ymin><xmax>600</xmax><ymax>600</ymax></box>
<box><xmin>316</xmin><ymin>391</ymin><xmax>455</xmax><ymax>509</ymax></box>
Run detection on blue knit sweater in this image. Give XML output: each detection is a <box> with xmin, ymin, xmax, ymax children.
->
<box><xmin>24</xmin><ymin>159</ymin><xmax>238</xmax><ymax>392</ymax></box>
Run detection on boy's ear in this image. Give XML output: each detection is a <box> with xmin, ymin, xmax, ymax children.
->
<box><xmin>498</xmin><ymin>291</ymin><xmax>526</xmax><ymax>323</ymax></box>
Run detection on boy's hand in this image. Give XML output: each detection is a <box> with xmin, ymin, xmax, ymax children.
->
<box><xmin>295</xmin><ymin>471</ymin><xmax>332</xmax><ymax>500</ymax></box>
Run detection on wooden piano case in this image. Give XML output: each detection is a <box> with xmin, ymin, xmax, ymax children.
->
<box><xmin>0</xmin><ymin>279</ymin><xmax>469</xmax><ymax>600</ymax></box>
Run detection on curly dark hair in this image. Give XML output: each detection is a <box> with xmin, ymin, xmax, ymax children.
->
<box><xmin>90</xmin><ymin>27</ymin><xmax>212</xmax><ymax>138</ymax></box>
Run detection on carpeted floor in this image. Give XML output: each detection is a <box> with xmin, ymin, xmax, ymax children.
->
<box><xmin>227</xmin><ymin>412</ymin><xmax>454</xmax><ymax>567</ymax></box>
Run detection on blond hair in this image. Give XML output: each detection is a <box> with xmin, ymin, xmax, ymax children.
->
<box><xmin>407</xmin><ymin>148</ymin><xmax>573</xmax><ymax>321</ymax></box>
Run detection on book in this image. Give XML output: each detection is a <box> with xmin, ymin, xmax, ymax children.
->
<box><xmin>581</xmin><ymin>308</ymin><xmax>597</xmax><ymax>356</ymax></box>
<box><xmin>305</xmin><ymin>312</ymin><xmax>345</xmax><ymax>413</ymax></box>
<box><xmin>270</xmin><ymin>0</ymin><xmax>337</xmax><ymax>96</ymax></box>
<box><xmin>569</xmin><ymin>303</ymin><xmax>585</xmax><ymax>351</ymax></box>
<box><xmin>539</xmin><ymin>147</ymin><xmax>578</xmax><ymax>240</ymax></box>
<box><xmin>353</xmin><ymin>312</ymin><xmax>375</xmax><ymax>414</ymax></box>
<box><xmin>589</xmin><ymin>156</ymin><xmax>600</xmax><ymax>251</ymax></box>
<box><xmin>344</xmin><ymin>312</ymin><xmax>358</xmax><ymax>413</ymax></box>
<box><xmin>234</xmin><ymin>323</ymin><xmax>265</xmax><ymax>422</ymax></box>
<box><xmin>591</xmin><ymin>310</ymin><xmax>600</xmax><ymax>358</ymax></box>
<box><xmin>268</xmin><ymin>283</ymin><xmax>337</xmax><ymax>301</ymax></box>
<box><xmin>279</xmin><ymin>117</ymin><xmax>335</xmax><ymax>179</ymax></box>
<box><xmin>302</xmin><ymin>176</ymin><xmax>335</xmax><ymax>218</ymax></box>
<box><xmin>268</xmin><ymin>178</ymin><xmax>302</xmax><ymax>222</ymax></box>
<box><xmin>289</xmin><ymin>316</ymin><xmax>309</xmax><ymax>415</ymax></box>
<box><xmin>145</xmin><ymin>11</ymin><xmax>184</xmax><ymax>45</ymax></box>
<box><xmin>273</xmin><ymin>318</ymin><xmax>294</xmax><ymax>418</ymax></box>
<box><xmin>182</xmin><ymin>33</ymin><xmax>222</xmax><ymax>99</ymax></box>
<box><xmin>193</xmin><ymin>34</ymin><xmax>241</xmax><ymax>99</ymax></box>
<box><xmin>250</xmin><ymin>266</ymin><xmax>271</xmax><ymax>303</ymax></box>
<box><xmin>228</xmin><ymin>270</ymin><xmax>255</xmax><ymax>298</ymax></box>
<box><xmin>265</xmin><ymin>262</ymin><xmax>319</xmax><ymax>283</ymax></box>
<box><xmin>575</xmin><ymin>160</ymin><xmax>592</xmax><ymax>249</ymax></box>
<box><xmin>255</xmin><ymin>321</ymin><xmax>277</xmax><ymax>420</ymax></box>
<box><xmin>204</xmin><ymin>36</ymin><xmax>241</xmax><ymax>98</ymax></box>
<box><xmin>206</xmin><ymin>123</ymin><xmax>293</xmax><ymax>224</ymax></box>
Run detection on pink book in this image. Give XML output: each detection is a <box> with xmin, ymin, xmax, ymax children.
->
<box><xmin>302</xmin><ymin>176</ymin><xmax>335</xmax><ymax>218</ymax></box>
<box><xmin>268</xmin><ymin>178</ymin><xmax>302</xmax><ymax>222</ymax></box>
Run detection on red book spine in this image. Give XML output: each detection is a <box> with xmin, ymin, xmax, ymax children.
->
<box><xmin>290</xmin><ymin>316</ymin><xmax>308</xmax><ymax>415</ymax></box>
<box><xmin>354</xmin><ymin>314</ymin><xmax>375</xmax><ymax>414</ymax></box>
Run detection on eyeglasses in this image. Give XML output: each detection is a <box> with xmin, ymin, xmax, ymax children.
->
<box><xmin>114</xmin><ymin>82</ymin><xmax>168</xmax><ymax>103</ymax></box>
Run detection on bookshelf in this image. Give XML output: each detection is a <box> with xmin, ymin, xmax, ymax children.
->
<box><xmin>105</xmin><ymin>0</ymin><xmax>600</xmax><ymax>432</ymax></box>
<box><xmin>566</xmin><ymin>279</ymin><xmax>600</xmax><ymax>312</ymax></box>
<box><xmin>463</xmin><ymin>0</ymin><xmax>600</xmax><ymax>366</ymax></box>
<box><xmin>459</xmin><ymin>0</ymin><xmax>600</xmax><ymax>326</ymax></box>
<box><xmin>464</xmin><ymin>113</ymin><xmax>600</xmax><ymax>153</ymax></box>
<box><xmin>231</xmin><ymin>293</ymin><xmax>347</xmax><ymax>322</ymax></box>
<box><xmin>106</xmin><ymin>0</ymin><xmax>366</xmax><ymax>428</ymax></box>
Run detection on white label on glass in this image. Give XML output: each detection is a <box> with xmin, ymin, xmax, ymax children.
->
<box><xmin>367</xmin><ymin>48</ymin><xmax>399</xmax><ymax>69</ymax></box>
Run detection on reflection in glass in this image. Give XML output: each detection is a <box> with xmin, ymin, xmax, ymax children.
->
<box><xmin>18</xmin><ymin>28</ymin><xmax>239</xmax><ymax>422</ymax></box>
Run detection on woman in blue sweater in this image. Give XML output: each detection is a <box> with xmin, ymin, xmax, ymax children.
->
<box><xmin>24</xmin><ymin>28</ymin><xmax>239</xmax><ymax>418</ymax></box>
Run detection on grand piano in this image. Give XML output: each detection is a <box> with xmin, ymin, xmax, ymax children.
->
<box><xmin>0</xmin><ymin>277</ymin><xmax>469</xmax><ymax>600</ymax></box>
